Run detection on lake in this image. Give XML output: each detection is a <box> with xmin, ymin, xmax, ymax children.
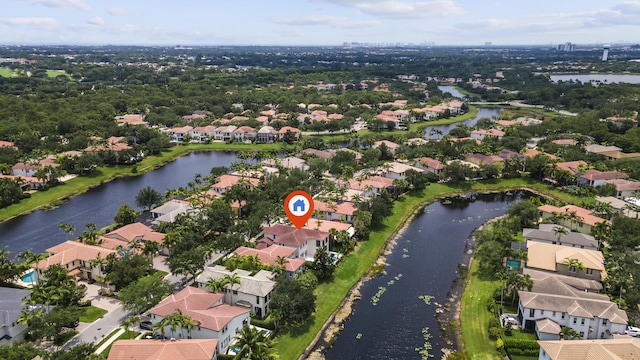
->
<box><xmin>438</xmin><ymin>85</ymin><xmax>466</xmax><ymax>99</ymax></box>
<box><xmin>324</xmin><ymin>192</ymin><xmax>523</xmax><ymax>360</ymax></box>
<box><xmin>0</xmin><ymin>151</ymin><xmax>240</xmax><ymax>255</ymax></box>
<box><xmin>423</xmin><ymin>108</ymin><xmax>501</xmax><ymax>139</ymax></box>
<box><xmin>550</xmin><ymin>74</ymin><xmax>640</xmax><ymax>84</ymax></box>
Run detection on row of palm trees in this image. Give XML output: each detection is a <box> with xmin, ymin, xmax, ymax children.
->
<box><xmin>149</xmin><ymin>309</ymin><xmax>201</xmax><ymax>339</ymax></box>
<box><xmin>205</xmin><ymin>273</ymin><xmax>242</xmax><ymax>305</ymax></box>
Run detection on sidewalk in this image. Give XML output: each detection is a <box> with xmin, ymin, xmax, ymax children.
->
<box><xmin>94</xmin><ymin>328</ymin><xmax>124</xmax><ymax>354</ymax></box>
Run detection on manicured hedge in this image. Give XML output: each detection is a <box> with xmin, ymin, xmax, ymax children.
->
<box><xmin>504</xmin><ymin>338</ymin><xmax>539</xmax><ymax>356</ymax></box>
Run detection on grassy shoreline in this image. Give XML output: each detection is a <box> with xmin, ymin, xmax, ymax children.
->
<box><xmin>275</xmin><ymin>177</ymin><xmax>586</xmax><ymax>359</ymax></box>
<box><xmin>0</xmin><ymin>142</ymin><xmax>280</xmax><ymax>223</ymax></box>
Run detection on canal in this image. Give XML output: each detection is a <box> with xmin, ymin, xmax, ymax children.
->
<box><xmin>0</xmin><ymin>151</ymin><xmax>240</xmax><ymax>255</ymax></box>
<box><xmin>324</xmin><ymin>192</ymin><xmax>523</xmax><ymax>360</ymax></box>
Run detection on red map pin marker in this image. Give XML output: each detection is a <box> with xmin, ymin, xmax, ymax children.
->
<box><xmin>284</xmin><ymin>190</ymin><xmax>314</xmax><ymax>229</ymax></box>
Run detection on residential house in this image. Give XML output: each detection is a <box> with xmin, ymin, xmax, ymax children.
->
<box><xmin>148</xmin><ymin>287</ymin><xmax>250</xmax><ymax>353</ymax></box>
<box><xmin>378</xmin><ymin>161</ymin><xmax>424</xmax><ymax>180</ymax></box>
<box><xmin>115</xmin><ymin>114</ymin><xmax>148</xmax><ymax>127</ymax></box>
<box><xmin>523</xmin><ymin>224</ymin><xmax>598</xmax><ymax>250</ymax></box>
<box><xmin>278</xmin><ymin>126</ymin><xmax>301</xmax><ymax>141</ymax></box>
<box><xmin>583</xmin><ymin>144</ymin><xmax>622</xmax><ymax>155</ymax></box>
<box><xmin>603</xmin><ymin>116</ymin><xmax>639</xmax><ymax>127</ymax></box>
<box><xmin>523</xmin><ymin>268</ymin><xmax>603</xmax><ymax>294</ymax></box>
<box><xmin>168</xmin><ymin>126</ymin><xmax>194</xmax><ymax>143</ymax></box>
<box><xmin>213</xmin><ymin>126</ymin><xmax>237</xmax><ymax>141</ymax></box>
<box><xmin>551</xmin><ymin>139</ymin><xmax>578</xmax><ymax>146</ymax></box>
<box><xmin>518</xmin><ymin>284</ymin><xmax>627</xmax><ymax>340</ymax></box>
<box><xmin>577</xmin><ymin>169</ymin><xmax>627</xmax><ymax>187</ymax></box>
<box><xmin>413</xmin><ymin>157</ymin><xmax>444</xmax><ymax>175</ymax></box>
<box><xmin>329</xmin><ymin>148</ymin><xmax>362</xmax><ymax>162</ymax></box>
<box><xmin>599</xmin><ymin>150</ymin><xmax>640</xmax><ymax>161</ymax></box>
<box><xmin>372</xmin><ymin>140</ymin><xmax>400</xmax><ymax>153</ymax></box>
<box><xmin>340</xmin><ymin>176</ymin><xmax>394</xmax><ymax>198</ymax></box>
<box><xmin>538</xmin><ymin>338</ymin><xmax>640</xmax><ymax>360</ymax></box>
<box><xmin>313</xmin><ymin>200</ymin><xmax>357</xmax><ymax>222</ymax></box>
<box><xmin>264</xmin><ymin>157</ymin><xmax>308</xmax><ymax>171</ymax></box>
<box><xmin>107</xmin><ymin>339</ymin><xmax>218</xmax><ymax>360</ymax></box>
<box><xmin>538</xmin><ymin>204</ymin><xmax>608</xmax><ymax>234</ymax></box>
<box><xmin>196</xmin><ymin>266</ymin><xmax>275</xmax><ymax>318</ymax></box>
<box><xmin>303</xmin><ymin>219</ymin><xmax>355</xmax><ymax>237</ymax></box>
<box><xmin>525</xmin><ymin>240</ymin><xmax>606</xmax><ymax>282</ymax></box>
<box><xmin>498</xmin><ymin>149</ymin><xmax>526</xmax><ymax>161</ymax></box>
<box><xmin>470</xmin><ymin>129</ymin><xmax>505</xmax><ymax>141</ymax></box>
<box><xmin>256</xmin><ymin>126</ymin><xmax>276</xmax><ymax>143</ymax></box>
<box><xmin>97</xmin><ymin>222</ymin><xmax>166</xmax><ymax>253</ymax></box>
<box><xmin>210</xmin><ymin>175</ymin><xmax>259</xmax><ymax>195</ymax></box>
<box><xmin>234</xmin><ymin>245</ymin><xmax>305</xmax><ymax>279</ymax></box>
<box><xmin>261</xmin><ymin>225</ymin><xmax>330</xmax><ymax>260</ymax></box>
<box><xmin>11</xmin><ymin>162</ymin><xmax>39</xmax><ymax>177</ymax></box>
<box><xmin>465</xmin><ymin>153</ymin><xmax>504</xmax><ymax>166</ymax></box>
<box><xmin>301</xmin><ymin>148</ymin><xmax>332</xmax><ymax>160</ymax></box>
<box><xmin>0</xmin><ymin>140</ymin><xmax>16</xmax><ymax>149</ymax></box>
<box><xmin>189</xmin><ymin>126</ymin><xmax>217</xmax><ymax>143</ymax></box>
<box><xmin>182</xmin><ymin>111</ymin><xmax>208</xmax><ymax>122</ymax></box>
<box><xmin>554</xmin><ymin>160</ymin><xmax>588</xmax><ymax>175</ymax></box>
<box><xmin>375</xmin><ymin>114</ymin><xmax>402</xmax><ymax>129</ymax></box>
<box><xmin>604</xmin><ymin>179</ymin><xmax>640</xmax><ymax>198</ymax></box>
<box><xmin>233</xmin><ymin>126</ymin><xmax>256</xmax><ymax>142</ymax></box>
<box><xmin>34</xmin><ymin>241</ymin><xmax>116</xmax><ymax>283</ymax></box>
<box><xmin>151</xmin><ymin>200</ymin><xmax>194</xmax><ymax>225</ymax></box>
<box><xmin>0</xmin><ymin>287</ymin><xmax>31</xmax><ymax>345</ymax></box>
<box><xmin>84</xmin><ymin>136</ymin><xmax>133</xmax><ymax>152</ymax></box>
<box><xmin>595</xmin><ymin>196</ymin><xmax>640</xmax><ymax>218</ymax></box>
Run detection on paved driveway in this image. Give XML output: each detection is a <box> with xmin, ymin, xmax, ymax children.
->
<box><xmin>81</xmin><ymin>281</ymin><xmax>121</xmax><ymax>312</ymax></box>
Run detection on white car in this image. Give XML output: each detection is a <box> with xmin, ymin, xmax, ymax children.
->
<box><xmin>625</xmin><ymin>326</ymin><xmax>640</xmax><ymax>337</ymax></box>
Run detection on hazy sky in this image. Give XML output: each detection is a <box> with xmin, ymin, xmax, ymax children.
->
<box><xmin>1</xmin><ymin>0</ymin><xmax>639</xmax><ymax>46</ymax></box>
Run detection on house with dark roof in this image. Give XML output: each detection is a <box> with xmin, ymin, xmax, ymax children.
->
<box><xmin>0</xmin><ymin>287</ymin><xmax>31</xmax><ymax>345</ymax></box>
<box><xmin>195</xmin><ymin>266</ymin><xmax>275</xmax><ymax>319</ymax></box>
<box><xmin>523</xmin><ymin>224</ymin><xmax>598</xmax><ymax>250</ymax></box>
<box><xmin>148</xmin><ymin>287</ymin><xmax>250</xmax><ymax>353</ymax></box>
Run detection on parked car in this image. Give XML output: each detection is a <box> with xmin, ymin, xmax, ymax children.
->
<box><xmin>140</xmin><ymin>321</ymin><xmax>153</xmax><ymax>330</ymax></box>
<box><xmin>626</xmin><ymin>326</ymin><xmax>640</xmax><ymax>337</ymax></box>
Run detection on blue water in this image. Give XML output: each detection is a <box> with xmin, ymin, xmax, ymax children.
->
<box><xmin>21</xmin><ymin>270</ymin><xmax>35</xmax><ymax>283</ymax></box>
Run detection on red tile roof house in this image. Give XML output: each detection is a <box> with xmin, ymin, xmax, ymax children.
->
<box><xmin>233</xmin><ymin>126</ymin><xmax>257</xmax><ymax>142</ymax></box>
<box><xmin>115</xmin><ymin>114</ymin><xmax>148</xmax><ymax>127</ymax></box>
<box><xmin>465</xmin><ymin>153</ymin><xmax>504</xmax><ymax>166</ymax></box>
<box><xmin>84</xmin><ymin>136</ymin><xmax>133</xmax><ymax>152</ymax></box>
<box><xmin>300</xmin><ymin>148</ymin><xmax>333</xmax><ymax>160</ymax></box>
<box><xmin>234</xmin><ymin>245</ymin><xmax>306</xmax><ymax>279</ymax></box>
<box><xmin>97</xmin><ymin>222</ymin><xmax>166</xmax><ymax>254</ymax></box>
<box><xmin>108</xmin><ymin>339</ymin><xmax>218</xmax><ymax>360</ymax></box>
<box><xmin>313</xmin><ymin>200</ymin><xmax>357</xmax><ymax>222</ymax></box>
<box><xmin>470</xmin><ymin>129</ymin><xmax>505</xmax><ymax>141</ymax></box>
<box><xmin>33</xmin><ymin>241</ymin><xmax>116</xmax><ymax>284</ymax></box>
<box><xmin>278</xmin><ymin>126</ymin><xmax>301</xmax><ymax>140</ymax></box>
<box><xmin>261</xmin><ymin>224</ymin><xmax>330</xmax><ymax>261</ymax></box>
<box><xmin>0</xmin><ymin>140</ymin><xmax>17</xmax><ymax>150</ymax></box>
<box><xmin>210</xmin><ymin>175</ymin><xmax>259</xmax><ymax>194</ymax></box>
<box><xmin>148</xmin><ymin>287</ymin><xmax>250</xmax><ymax>353</ymax></box>
<box><xmin>188</xmin><ymin>125</ymin><xmax>217</xmax><ymax>143</ymax></box>
<box><xmin>413</xmin><ymin>157</ymin><xmax>444</xmax><ymax>175</ymax></box>
<box><xmin>604</xmin><ymin>179</ymin><xmax>640</xmax><ymax>198</ymax></box>
<box><xmin>577</xmin><ymin>169</ymin><xmax>627</xmax><ymax>187</ymax></box>
<box><xmin>551</xmin><ymin>139</ymin><xmax>578</xmax><ymax>146</ymax></box>
<box><xmin>538</xmin><ymin>204</ymin><xmax>609</xmax><ymax>235</ymax></box>
<box><xmin>168</xmin><ymin>126</ymin><xmax>194</xmax><ymax>143</ymax></box>
<box><xmin>338</xmin><ymin>175</ymin><xmax>394</xmax><ymax>198</ymax></box>
<box><xmin>372</xmin><ymin>140</ymin><xmax>400</xmax><ymax>153</ymax></box>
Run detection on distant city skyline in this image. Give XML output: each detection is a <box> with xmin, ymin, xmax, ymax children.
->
<box><xmin>1</xmin><ymin>0</ymin><xmax>639</xmax><ymax>46</ymax></box>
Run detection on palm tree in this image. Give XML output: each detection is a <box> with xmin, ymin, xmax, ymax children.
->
<box><xmin>142</xmin><ymin>240</ymin><xmax>160</xmax><ymax>258</ymax></box>
<box><xmin>205</xmin><ymin>277</ymin><xmax>224</xmax><ymax>293</ymax></box>
<box><xmin>553</xmin><ymin>226</ymin><xmax>568</xmax><ymax>245</ymax></box>
<box><xmin>135</xmin><ymin>186</ymin><xmax>163</xmax><ymax>211</ymax></box>
<box><xmin>223</xmin><ymin>273</ymin><xmax>242</xmax><ymax>305</ymax></box>
<box><xmin>58</xmin><ymin>221</ymin><xmax>75</xmax><ymax>240</ymax></box>
<box><xmin>559</xmin><ymin>326</ymin><xmax>580</xmax><ymax>340</ymax></box>
<box><xmin>562</xmin><ymin>258</ymin><xmax>586</xmax><ymax>273</ymax></box>
<box><xmin>233</xmin><ymin>324</ymin><xmax>278</xmax><ymax>360</ymax></box>
<box><xmin>162</xmin><ymin>310</ymin><xmax>185</xmax><ymax>339</ymax></box>
<box><xmin>80</xmin><ymin>222</ymin><xmax>99</xmax><ymax>245</ymax></box>
<box><xmin>120</xmin><ymin>315</ymin><xmax>140</xmax><ymax>339</ymax></box>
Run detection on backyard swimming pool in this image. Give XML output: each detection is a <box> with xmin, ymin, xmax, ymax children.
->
<box><xmin>21</xmin><ymin>270</ymin><xmax>36</xmax><ymax>284</ymax></box>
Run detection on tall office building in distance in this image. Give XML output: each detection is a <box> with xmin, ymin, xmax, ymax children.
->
<box><xmin>602</xmin><ymin>45</ymin><xmax>610</xmax><ymax>61</ymax></box>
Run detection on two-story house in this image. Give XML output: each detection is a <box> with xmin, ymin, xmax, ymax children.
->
<box><xmin>148</xmin><ymin>287</ymin><xmax>250</xmax><ymax>354</ymax></box>
<box><xmin>525</xmin><ymin>240</ymin><xmax>606</xmax><ymax>282</ymax></box>
<box><xmin>261</xmin><ymin>225</ymin><xmax>329</xmax><ymax>261</ymax></box>
<box><xmin>168</xmin><ymin>126</ymin><xmax>194</xmax><ymax>143</ymax></box>
<box><xmin>0</xmin><ymin>287</ymin><xmax>31</xmax><ymax>345</ymax></box>
<box><xmin>108</xmin><ymin>339</ymin><xmax>218</xmax><ymax>360</ymax></box>
<box><xmin>234</xmin><ymin>245</ymin><xmax>306</xmax><ymax>279</ymax></box>
<box><xmin>195</xmin><ymin>266</ymin><xmax>275</xmax><ymax>318</ymax></box>
<box><xmin>523</xmin><ymin>224</ymin><xmax>599</xmax><ymax>250</ymax></box>
<box><xmin>312</xmin><ymin>200</ymin><xmax>357</xmax><ymax>222</ymax></box>
<box><xmin>34</xmin><ymin>241</ymin><xmax>115</xmax><ymax>283</ymax></box>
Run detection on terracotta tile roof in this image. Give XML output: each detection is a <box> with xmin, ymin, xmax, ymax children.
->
<box><xmin>538</xmin><ymin>338</ymin><xmax>640</xmax><ymax>360</ymax></box>
<box><xmin>279</xmin><ymin>126</ymin><xmax>300</xmax><ymax>134</ymax></box>
<box><xmin>605</xmin><ymin>179</ymin><xmax>640</xmax><ymax>192</ymax></box>
<box><xmin>580</xmin><ymin>169</ymin><xmax>627</xmax><ymax>181</ymax></box>
<box><xmin>169</xmin><ymin>126</ymin><xmax>193</xmax><ymax>134</ymax></box>
<box><xmin>234</xmin><ymin>126</ymin><xmax>255</xmax><ymax>133</ymax></box>
<box><xmin>313</xmin><ymin>200</ymin><xmax>357</xmax><ymax>216</ymax></box>
<box><xmin>555</xmin><ymin>160</ymin><xmax>587</xmax><ymax>173</ymax></box>
<box><xmin>35</xmin><ymin>241</ymin><xmax>115</xmax><ymax>269</ymax></box>
<box><xmin>341</xmin><ymin>175</ymin><xmax>394</xmax><ymax>191</ymax></box>
<box><xmin>211</xmin><ymin>175</ymin><xmax>259</xmax><ymax>190</ymax></box>
<box><xmin>538</xmin><ymin>204</ymin><xmax>608</xmax><ymax>227</ymax></box>
<box><xmin>108</xmin><ymin>339</ymin><xmax>218</xmax><ymax>360</ymax></box>
<box><xmin>471</xmin><ymin>129</ymin><xmax>505</xmax><ymax>137</ymax></box>
<box><xmin>523</xmin><ymin>149</ymin><xmax>558</xmax><ymax>160</ymax></box>
<box><xmin>235</xmin><ymin>245</ymin><xmax>304</xmax><ymax>273</ymax></box>
<box><xmin>0</xmin><ymin>140</ymin><xmax>16</xmax><ymax>149</ymax></box>
<box><xmin>192</xmin><ymin>125</ymin><xmax>216</xmax><ymax>133</ymax></box>
<box><xmin>526</xmin><ymin>240</ymin><xmax>605</xmax><ymax>272</ymax></box>
<box><xmin>263</xmin><ymin>225</ymin><xmax>329</xmax><ymax>247</ymax></box>
<box><xmin>600</xmin><ymin>150</ymin><xmax>640</xmax><ymax>160</ymax></box>
<box><xmin>98</xmin><ymin>222</ymin><xmax>165</xmax><ymax>249</ymax></box>
<box><xmin>373</xmin><ymin>140</ymin><xmax>400</xmax><ymax>149</ymax></box>
<box><xmin>149</xmin><ymin>287</ymin><xmax>249</xmax><ymax>332</ymax></box>
<box><xmin>551</xmin><ymin>139</ymin><xmax>578</xmax><ymax>146</ymax></box>
<box><xmin>303</xmin><ymin>219</ymin><xmax>352</xmax><ymax>233</ymax></box>
<box><xmin>301</xmin><ymin>148</ymin><xmax>332</xmax><ymax>159</ymax></box>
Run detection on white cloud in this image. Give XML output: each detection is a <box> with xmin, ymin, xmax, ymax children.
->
<box><xmin>337</xmin><ymin>20</ymin><xmax>381</xmax><ymax>29</ymax></box>
<box><xmin>272</xmin><ymin>15</ymin><xmax>347</xmax><ymax>26</ymax></box>
<box><xmin>23</xmin><ymin>0</ymin><xmax>90</xmax><ymax>11</ymax></box>
<box><xmin>88</xmin><ymin>16</ymin><xmax>104</xmax><ymax>26</ymax></box>
<box><xmin>108</xmin><ymin>6</ymin><xmax>129</xmax><ymax>16</ymax></box>
<box><xmin>318</xmin><ymin>0</ymin><xmax>465</xmax><ymax>18</ymax></box>
<box><xmin>0</xmin><ymin>17</ymin><xmax>59</xmax><ymax>30</ymax></box>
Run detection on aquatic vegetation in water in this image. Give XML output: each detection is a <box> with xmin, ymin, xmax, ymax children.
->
<box><xmin>414</xmin><ymin>326</ymin><xmax>434</xmax><ymax>359</ymax></box>
<box><xmin>355</xmin><ymin>333</ymin><xmax>362</xmax><ymax>339</ymax></box>
<box><xmin>418</xmin><ymin>294</ymin><xmax>434</xmax><ymax>305</ymax></box>
<box><xmin>371</xmin><ymin>274</ymin><xmax>403</xmax><ymax>305</ymax></box>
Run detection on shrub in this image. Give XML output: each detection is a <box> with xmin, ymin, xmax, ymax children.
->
<box><xmin>504</xmin><ymin>338</ymin><xmax>539</xmax><ymax>356</ymax></box>
<box><xmin>249</xmin><ymin>316</ymin><xmax>276</xmax><ymax>331</ymax></box>
<box><xmin>488</xmin><ymin>327</ymin><xmax>502</xmax><ymax>340</ymax></box>
<box><xmin>217</xmin><ymin>355</ymin><xmax>235</xmax><ymax>360</ymax></box>
<box><xmin>496</xmin><ymin>338</ymin><xmax>505</xmax><ymax>352</ymax></box>
<box><xmin>488</xmin><ymin>317</ymin><xmax>501</xmax><ymax>330</ymax></box>
<box><xmin>486</xmin><ymin>298</ymin><xmax>496</xmax><ymax>313</ymax></box>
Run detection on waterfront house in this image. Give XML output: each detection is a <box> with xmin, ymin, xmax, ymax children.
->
<box><xmin>312</xmin><ymin>200</ymin><xmax>357</xmax><ymax>222</ymax></box>
<box><xmin>213</xmin><ymin>126</ymin><xmax>237</xmax><ymax>141</ymax></box>
<box><xmin>151</xmin><ymin>199</ymin><xmax>194</xmax><ymax>225</ymax></box>
<box><xmin>233</xmin><ymin>126</ymin><xmax>256</xmax><ymax>141</ymax></box>
<box><xmin>234</xmin><ymin>245</ymin><xmax>306</xmax><ymax>279</ymax></box>
<box><xmin>168</xmin><ymin>126</ymin><xmax>194</xmax><ymax>143</ymax></box>
<box><xmin>34</xmin><ymin>241</ymin><xmax>116</xmax><ymax>283</ymax></box>
<box><xmin>538</xmin><ymin>204</ymin><xmax>608</xmax><ymax>234</ymax></box>
<box><xmin>372</xmin><ymin>140</ymin><xmax>400</xmax><ymax>153</ymax></box>
<box><xmin>108</xmin><ymin>339</ymin><xmax>218</xmax><ymax>360</ymax></box>
<box><xmin>470</xmin><ymin>129</ymin><xmax>505</xmax><ymax>141</ymax></box>
<box><xmin>525</xmin><ymin>240</ymin><xmax>606</xmax><ymax>282</ymax></box>
<box><xmin>523</xmin><ymin>224</ymin><xmax>598</xmax><ymax>250</ymax></box>
<box><xmin>210</xmin><ymin>175</ymin><xmax>259</xmax><ymax>194</ymax></box>
<box><xmin>413</xmin><ymin>157</ymin><xmax>444</xmax><ymax>176</ymax></box>
<box><xmin>339</xmin><ymin>175</ymin><xmax>394</xmax><ymax>198</ymax></box>
<box><xmin>577</xmin><ymin>169</ymin><xmax>627</xmax><ymax>187</ymax></box>
<box><xmin>148</xmin><ymin>287</ymin><xmax>250</xmax><ymax>353</ymax></box>
<box><xmin>189</xmin><ymin>126</ymin><xmax>217</xmax><ymax>143</ymax></box>
<box><xmin>97</xmin><ymin>222</ymin><xmax>166</xmax><ymax>253</ymax></box>
<box><xmin>195</xmin><ymin>266</ymin><xmax>275</xmax><ymax>318</ymax></box>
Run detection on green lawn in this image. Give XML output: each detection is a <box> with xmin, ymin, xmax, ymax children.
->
<box><xmin>79</xmin><ymin>305</ymin><xmax>108</xmax><ymax>323</ymax></box>
<box><xmin>99</xmin><ymin>330</ymin><xmax>139</xmax><ymax>356</ymax></box>
<box><xmin>507</xmin><ymin>329</ymin><xmax>537</xmax><ymax>341</ymax></box>
<box><xmin>46</xmin><ymin>69</ymin><xmax>70</xmax><ymax>78</ymax></box>
<box><xmin>460</xmin><ymin>260</ymin><xmax>502</xmax><ymax>360</ymax></box>
<box><xmin>0</xmin><ymin>67</ymin><xmax>16</xmax><ymax>77</ymax></box>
